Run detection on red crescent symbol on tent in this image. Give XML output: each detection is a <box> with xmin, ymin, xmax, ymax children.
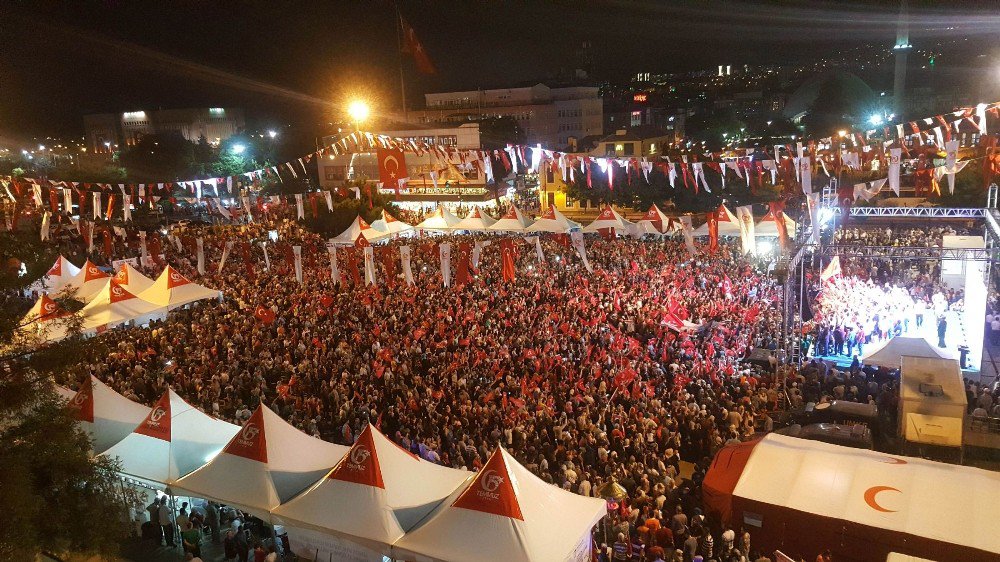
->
<box><xmin>879</xmin><ymin>457</ymin><xmax>908</xmax><ymax>465</ymax></box>
<box><xmin>863</xmin><ymin>486</ymin><xmax>900</xmax><ymax>512</ymax></box>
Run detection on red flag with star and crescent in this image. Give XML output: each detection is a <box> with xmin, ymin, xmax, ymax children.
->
<box><xmin>377</xmin><ymin>147</ymin><xmax>407</xmax><ymax>193</ymax></box>
<box><xmin>400</xmin><ymin>16</ymin><xmax>436</xmax><ymax>75</ymax></box>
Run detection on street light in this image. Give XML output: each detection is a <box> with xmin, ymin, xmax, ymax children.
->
<box><xmin>267</xmin><ymin>130</ymin><xmax>277</xmax><ymax>139</ymax></box>
<box><xmin>231</xmin><ymin>143</ymin><xmax>246</xmax><ymax>155</ymax></box>
<box><xmin>347</xmin><ymin>100</ymin><xmax>370</xmax><ymax>128</ymax></box>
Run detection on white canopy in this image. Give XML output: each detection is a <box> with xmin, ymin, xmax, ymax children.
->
<box><xmin>755</xmin><ymin>211</ymin><xmax>797</xmax><ymax>237</ymax></box>
<box><xmin>415</xmin><ymin>207</ymin><xmax>462</xmax><ymax>231</ymax></box>
<box><xmin>101</xmin><ymin>389</ymin><xmax>239</xmax><ymax>485</ymax></box>
<box><xmin>138</xmin><ymin>266</ymin><xmax>221</xmax><ymax>310</ymax></box>
<box><xmin>67</xmin><ymin>375</ymin><xmax>151</xmax><ymax>454</ymax></box>
<box><xmin>899</xmin><ymin>356</ymin><xmax>966</xmax><ymax>448</ymax></box>
<box><xmin>693</xmin><ymin>205</ymin><xmax>741</xmax><ymax>237</ymax></box>
<box><xmin>860</xmin><ymin>336</ymin><xmax>955</xmax><ymax>369</ymax></box>
<box><xmin>488</xmin><ymin>206</ymin><xmax>534</xmax><ymax>232</ymax></box>
<box><xmin>19</xmin><ymin>293</ymin><xmax>73</xmax><ymax>342</ymax></box>
<box><xmin>32</xmin><ymin>255</ymin><xmax>81</xmax><ymax>293</ymax></box>
<box><xmin>582</xmin><ymin>206</ymin><xmax>633</xmax><ymax>234</ymax></box>
<box><xmin>331</xmin><ymin>215</ymin><xmax>392</xmax><ymax>245</ymax></box>
<box><xmin>394</xmin><ymin>447</ymin><xmax>606</xmax><ymax>562</ymax></box>
<box><xmin>113</xmin><ymin>262</ymin><xmax>155</xmax><ymax>294</ymax></box>
<box><xmin>79</xmin><ymin>279</ymin><xmax>166</xmax><ymax>332</ymax></box>
<box><xmin>54</xmin><ymin>384</ymin><xmax>77</xmax><ymax>401</ymax></box>
<box><xmin>273</xmin><ymin>424</ymin><xmax>471</xmax><ymax>555</ymax></box>
<box><xmin>371</xmin><ymin>209</ymin><xmax>415</xmax><ymax>235</ymax></box>
<box><xmin>174</xmin><ymin>405</ymin><xmax>349</xmax><ymax>519</ymax></box>
<box><xmin>61</xmin><ymin>259</ymin><xmax>111</xmax><ymax>302</ymax></box>
<box><xmin>525</xmin><ymin>205</ymin><xmax>581</xmax><ymax>234</ymax></box>
<box><xmin>452</xmin><ymin>208</ymin><xmax>497</xmax><ymax>231</ymax></box>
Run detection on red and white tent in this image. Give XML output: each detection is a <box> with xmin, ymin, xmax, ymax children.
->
<box><xmin>19</xmin><ymin>293</ymin><xmax>73</xmax><ymax>342</ymax></box>
<box><xmin>67</xmin><ymin>375</ymin><xmax>151</xmax><ymax>454</ymax></box>
<box><xmin>32</xmin><ymin>255</ymin><xmax>81</xmax><ymax>293</ymax></box>
<box><xmin>138</xmin><ymin>266</ymin><xmax>220</xmax><ymax>310</ymax></box>
<box><xmin>754</xmin><ymin>210</ymin><xmax>797</xmax><ymax>237</ymax></box>
<box><xmin>525</xmin><ymin>205</ymin><xmax>581</xmax><ymax>234</ymax></box>
<box><xmin>113</xmin><ymin>262</ymin><xmax>155</xmax><ymax>294</ymax></box>
<box><xmin>693</xmin><ymin>204</ymin><xmax>741</xmax><ymax>237</ymax></box>
<box><xmin>452</xmin><ymin>208</ymin><xmax>497</xmax><ymax>231</ymax></box>
<box><xmin>636</xmin><ymin>204</ymin><xmax>674</xmax><ymax>234</ymax></box>
<box><xmin>331</xmin><ymin>215</ymin><xmax>391</xmax><ymax>245</ymax></box>
<box><xmin>272</xmin><ymin>424</ymin><xmax>471</xmax><ymax>557</ymax></box>
<box><xmin>393</xmin><ymin>447</ymin><xmax>606</xmax><ymax>562</ymax></box>
<box><xmin>173</xmin><ymin>405</ymin><xmax>349</xmax><ymax>519</ymax></box>
<box><xmin>61</xmin><ymin>260</ymin><xmax>111</xmax><ymax>302</ymax></box>
<box><xmin>371</xmin><ymin>209</ymin><xmax>415</xmax><ymax>236</ymax></box>
<box><xmin>703</xmin><ymin>433</ymin><xmax>1000</xmax><ymax>561</ymax></box>
<box><xmin>100</xmin><ymin>389</ymin><xmax>239</xmax><ymax>485</ymax></box>
<box><xmin>582</xmin><ymin>205</ymin><xmax>633</xmax><ymax>234</ymax></box>
<box><xmin>415</xmin><ymin>207</ymin><xmax>462</xmax><ymax>231</ymax></box>
<box><xmin>488</xmin><ymin>205</ymin><xmax>534</xmax><ymax>232</ymax></box>
<box><xmin>79</xmin><ymin>279</ymin><xmax>166</xmax><ymax>332</ymax></box>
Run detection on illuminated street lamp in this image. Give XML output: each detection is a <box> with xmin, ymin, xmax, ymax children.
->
<box><xmin>267</xmin><ymin>130</ymin><xmax>277</xmax><ymax>139</ymax></box>
<box><xmin>347</xmin><ymin>100</ymin><xmax>370</xmax><ymax>129</ymax></box>
<box><xmin>231</xmin><ymin>143</ymin><xmax>247</xmax><ymax>155</ymax></box>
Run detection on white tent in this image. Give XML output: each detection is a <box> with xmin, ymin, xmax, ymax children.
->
<box><xmin>488</xmin><ymin>206</ymin><xmax>534</xmax><ymax>232</ymax></box>
<box><xmin>273</xmin><ymin>424</ymin><xmax>471</xmax><ymax>557</ymax></box>
<box><xmin>636</xmin><ymin>204</ymin><xmax>673</xmax><ymax>234</ymax></box>
<box><xmin>18</xmin><ymin>293</ymin><xmax>73</xmax><ymax>342</ymax></box>
<box><xmin>138</xmin><ymin>266</ymin><xmax>221</xmax><ymax>310</ymax></box>
<box><xmin>61</xmin><ymin>259</ymin><xmax>111</xmax><ymax>302</ymax></box>
<box><xmin>755</xmin><ymin>210</ymin><xmax>797</xmax><ymax>237</ymax></box>
<box><xmin>113</xmin><ymin>262</ymin><xmax>155</xmax><ymax>294</ymax></box>
<box><xmin>582</xmin><ymin>205</ymin><xmax>633</xmax><ymax>234</ymax></box>
<box><xmin>101</xmin><ymin>389</ymin><xmax>239</xmax><ymax>485</ymax></box>
<box><xmin>860</xmin><ymin>336</ymin><xmax>955</xmax><ymax>369</ymax></box>
<box><xmin>174</xmin><ymin>405</ymin><xmax>349</xmax><ymax>519</ymax></box>
<box><xmin>331</xmin><ymin>215</ymin><xmax>392</xmax><ymax>245</ymax></box>
<box><xmin>415</xmin><ymin>207</ymin><xmax>462</xmax><ymax>231</ymax></box>
<box><xmin>394</xmin><ymin>447</ymin><xmax>606</xmax><ymax>562</ymax></box>
<box><xmin>452</xmin><ymin>208</ymin><xmax>497</xmax><ymax>231</ymax></box>
<box><xmin>67</xmin><ymin>375</ymin><xmax>151</xmax><ymax>454</ymax></box>
<box><xmin>79</xmin><ymin>279</ymin><xmax>166</xmax><ymax>332</ymax></box>
<box><xmin>525</xmin><ymin>205</ymin><xmax>581</xmax><ymax>234</ymax></box>
<box><xmin>899</xmin><ymin>356</ymin><xmax>966</xmax><ymax>448</ymax></box>
<box><xmin>371</xmin><ymin>209</ymin><xmax>415</xmax><ymax>236</ymax></box>
<box><xmin>693</xmin><ymin>205</ymin><xmax>741</xmax><ymax>237</ymax></box>
<box><xmin>31</xmin><ymin>255</ymin><xmax>81</xmax><ymax>293</ymax></box>
<box><xmin>54</xmin><ymin>384</ymin><xmax>77</xmax><ymax>401</ymax></box>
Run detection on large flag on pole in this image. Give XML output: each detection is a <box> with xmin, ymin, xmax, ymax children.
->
<box><xmin>400</xmin><ymin>16</ymin><xmax>436</xmax><ymax>75</ymax></box>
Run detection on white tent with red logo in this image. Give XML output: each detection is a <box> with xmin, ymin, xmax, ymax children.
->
<box><xmin>18</xmin><ymin>293</ymin><xmax>74</xmax><ymax>342</ymax></box>
<box><xmin>415</xmin><ymin>207</ymin><xmax>463</xmax><ymax>231</ymax></box>
<box><xmin>754</xmin><ymin>210</ymin><xmax>797</xmax><ymax>237</ymax></box>
<box><xmin>393</xmin><ymin>447</ymin><xmax>607</xmax><ymax>562</ymax></box>
<box><xmin>525</xmin><ymin>205</ymin><xmax>581</xmax><ymax>234</ymax></box>
<box><xmin>452</xmin><ymin>208</ymin><xmax>497</xmax><ymax>231</ymax></box>
<box><xmin>79</xmin><ymin>279</ymin><xmax>166</xmax><ymax>332</ymax></box>
<box><xmin>31</xmin><ymin>255</ymin><xmax>81</xmax><ymax>293</ymax></box>
<box><xmin>272</xmin><ymin>424</ymin><xmax>471</xmax><ymax>558</ymax></box>
<box><xmin>635</xmin><ymin>204</ymin><xmax>675</xmax><ymax>235</ymax></box>
<box><xmin>331</xmin><ymin>215</ymin><xmax>392</xmax><ymax>245</ymax></box>
<box><xmin>113</xmin><ymin>262</ymin><xmax>155</xmax><ymax>294</ymax></box>
<box><xmin>488</xmin><ymin>205</ymin><xmax>534</xmax><ymax>232</ymax></box>
<box><xmin>138</xmin><ymin>265</ymin><xmax>221</xmax><ymax>310</ymax></box>
<box><xmin>173</xmin><ymin>405</ymin><xmax>349</xmax><ymax>520</ymax></box>
<box><xmin>371</xmin><ymin>209</ymin><xmax>415</xmax><ymax>236</ymax></box>
<box><xmin>702</xmin><ymin>433</ymin><xmax>1000</xmax><ymax>561</ymax></box>
<box><xmin>582</xmin><ymin>205</ymin><xmax>633</xmax><ymax>234</ymax></box>
<box><xmin>61</xmin><ymin>259</ymin><xmax>111</xmax><ymax>302</ymax></box>
<box><xmin>100</xmin><ymin>389</ymin><xmax>239</xmax><ymax>485</ymax></box>
<box><xmin>693</xmin><ymin>204</ymin><xmax>741</xmax><ymax>237</ymax></box>
<box><xmin>67</xmin><ymin>375</ymin><xmax>151</xmax><ymax>454</ymax></box>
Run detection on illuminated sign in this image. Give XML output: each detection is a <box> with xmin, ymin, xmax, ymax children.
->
<box><xmin>122</xmin><ymin>111</ymin><xmax>146</xmax><ymax>120</ymax></box>
<box><xmin>633</xmin><ymin>94</ymin><xmax>648</xmax><ymax>103</ymax></box>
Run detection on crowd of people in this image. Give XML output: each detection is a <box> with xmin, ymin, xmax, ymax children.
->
<box><xmin>25</xmin><ymin>204</ymin><xmax>926</xmax><ymax>562</ymax></box>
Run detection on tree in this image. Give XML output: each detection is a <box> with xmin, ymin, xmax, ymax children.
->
<box><xmin>0</xmin><ymin>229</ymin><xmax>137</xmax><ymax>559</ymax></box>
<box><xmin>117</xmin><ymin>132</ymin><xmax>198</xmax><ymax>180</ymax></box>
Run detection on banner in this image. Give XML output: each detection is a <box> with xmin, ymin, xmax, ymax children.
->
<box><xmin>328</xmin><ymin>245</ymin><xmax>341</xmax><ymax>283</ymax></box>
<box><xmin>63</xmin><ymin>188</ymin><xmax>73</xmax><ymax>215</ymax></box>
<box><xmin>525</xmin><ymin>235</ymin><xmax>544</xmax><ymax>263</ymax></box>
<box><xmin>123</xmin><ymin>194</ymin><xmax>132</xmax><ymax>222</ymax></box>
<box><xmin>500</xmin><ymin>239</ymin><xmax>516</xmax><ymax>281</ymax></box>
<box><xmin>706</xmin><ymin>213</ymin><xmax>719</xmax><ymax>254</ymax></box>
<box><xmin>260</xmin><ymin>241</ymin><xmax>271</xmax><ymax>271</ymax></box>
<box><xmin>472</xmin><ymin>239</ymin><xmax>491</xmax><ymax>268</ymax></box>
<box><xmin>888</xmin><ymin>148</ymin><xmax>902</xmax><ymax>196</ymax></box>
<box><xmin>323</xmin><ymin>190</ymin><xmax>334</xmax><ymax>212</ymax></box>
<box><xmin>40</xmin><ymin>211</ymin><xmax>50</xmax><ymax>241</ymax></box>
<box><xmin>377</xmin><ymin>147</ymin><xmax>408</xmax><ymax>192</ymax></box>
<box><xmin>679</xmin><ymin>215</ymin><xmax>696</xmax><ymax>256</ymax></box>
<box><xmin>570</xmin><ymin>231</ymin><xmax>592</xmax><ymax>273</ymax></box>
<box><xmin>456</xmin><ymin>242</ymin><xmax>472</xmax><ymax>285</ymax></box>
<box><xmin>736</xmin><ymin>205</ymin><xmax>756</xmax><ymax>255</ymax></box>
<box><xmin>293</xmin><ymin>245</ymin><xmax>303</xmax><ymax>283</ymax></box>
<box><xmin>807</xmin><ymin>192</ymin><xmax>822</xmax><ymax>244</ymax></box>
<box><xmin>196</xmin><ymin>237</ymin><xmax>205</xmax><ymax>275</ymax></box>
<box><xmin>138</xmin><ymin>230</ymin><xmax>148</xmax><ymax>260</ymax></box>
<box><xmin>945</xmin><ymin>139</ymin><xmax>959</xmax><ymax>194</ymax></box>
<box><xmin>799</xmin><ymin>156</ymin><xmax>812</xmax><ymax>194</ymax></box>
<box><xmin>400</xmin><ymin>245</ymin><xmax>414</xmax><ymax>286</ymax></box>
<box><xmin>92</xmin><ymin>192</ymin><xmax>101</xmax><ymax>220</ymax></box>
<box><xmin>439</xmin><ymin>242</ymin><xmax>451</xmax><ymax>287</ymax></box>
<box><xmin>362</xmin><ymin>246</ymin><xmax>376</xmax><ymax>286</ymax></box>
<box><xmin>218</xmin><ymin>241</ymin><xmax>234</xmax><ymax>274</ymax></box>
<box><xmin>295</xmin><ymin>194</ymin><xmax>304</xmax><ymax>220</ymax></box>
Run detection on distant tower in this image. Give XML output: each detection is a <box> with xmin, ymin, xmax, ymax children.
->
<box><xmin>892</xmin><ymin>0</ymin><xmax>911</xmax><ymax>116</ymax></box>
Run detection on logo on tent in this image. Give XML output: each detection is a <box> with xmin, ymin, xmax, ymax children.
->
<box><xmin>88</xmin><ymin>266</ymin><xmax>101</xmax><ymax>276</ymax></box>
<box><xmin>67</xmin><ymin>380</ymin><xmax>95</xmax><ymax>423</ymax></box>
<box><xmin>479</xmin><ymin>469</ymin><xmax>504</xmax><ymax>497</ymax></box>
<box><xmin>453</xmin><ymin>450</ymin><xmax>524</xmax><ymax>520</ymax></box>
<box><xmin>225</xmin><ymin>408</ymin><xmax>268</xmax><ymax>463</ymax></box>
<box><xmin>48</xmin><ymin>259</ymin><xmax>62</xmax><ymax>276</ymax></box>
<box><xmin>328</xmin><ymin>427</ymin><xmax>384</xmax><ymax>488</ymax></box>
<box><xmin>116</xmin><ymin>269</ymin><xmax>128</xmax><ymax>283</ymax></box>
<box><xmin>149</xmin><ymin>407</ymin><xmax>167</xmax><ymax>422</ymax></box>
<box><xmin>349</xmin><ymin>446</ymin><xmax>372</xmax><ymax>467</ymax></box>
<box><xmin>43</xmin><ymin>302</ymin><xmax>57</xmax><ymax>314</ymax></box>
<box><xmin>135</xmin><ymin>393</ymin><xmax>172</xmax><ymax>442</ymax></box>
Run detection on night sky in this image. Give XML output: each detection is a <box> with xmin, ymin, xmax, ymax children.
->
<box><xmin>1</xmin><ymin>0</ymin><xmax>997</xmax><ymax>139</ymax></box>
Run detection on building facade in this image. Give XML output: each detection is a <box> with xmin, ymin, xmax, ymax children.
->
<box><xmin>83</xmin><ymin>107</ymin><xmax>245</xmax><ymax>154</ymax></box>
<box><xmin>394</xmin><ymin>84</ymin><xmax>603</xmax><ymax>148</ymax></box>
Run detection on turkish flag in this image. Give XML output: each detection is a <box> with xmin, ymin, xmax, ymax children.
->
<box><xmin>400</xmin><ymin>17</ymin><xmax>436</xmax><ymax>75</ymax></box>
<box><xmin>377</xmin><ymin>147</ymin><xmax>407</xmax><ymax>192</ymax></box>
<box><xmin>254</xmin><ymin>305</ymin><xmax>276</xmax><ymax>325</ymax></box>
<box><xmin>500</xmin><ymin>239</ymin><xmax>516</xmax><ymax>282</ymax></box>
<box><xmin>706</xmin><ymin>212</ymin><xmax>719</xmax><ymax>254</ymax></box>
<box><xmin>456</xmin><ymin>242</ymin><xmax>472</xmax><ymax>286</ymax></box>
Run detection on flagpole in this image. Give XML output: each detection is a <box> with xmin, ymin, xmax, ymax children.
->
<box><xmin>395</xmin><ymin>4</ymin><xmax>408</xmax><ymax>123</ymax></box>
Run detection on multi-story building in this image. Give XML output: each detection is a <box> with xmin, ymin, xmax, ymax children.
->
<box><xmin>394</xmin><ymin>83</ymin><xmax>603</xmax><ymax>148</ymax></box>
<box><xmin>83</xmin><ymin>107</ymin><xmax>245</xmax><ymax>154</ymax></box>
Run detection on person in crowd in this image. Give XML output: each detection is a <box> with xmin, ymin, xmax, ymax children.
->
<box><xmin>158</xmin><ymin>496</ymin><xmax>174</xmax><ymax>547</ymax></box>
